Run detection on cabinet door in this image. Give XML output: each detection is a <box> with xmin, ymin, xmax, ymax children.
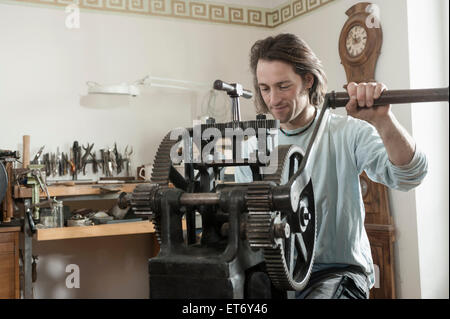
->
<box><xmin>366</xmin><ymin>226</ymin><xmax>396</xmax><ymax>299</ymax></box>
<box><xmin>0</xmin><ymin>232</ymin><xmax>19</xmax><ymax>299</ymax></box>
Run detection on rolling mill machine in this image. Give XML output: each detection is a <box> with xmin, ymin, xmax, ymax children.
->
<box><xmin>118</xmin><ymin>81</ymin><xmax>449</xmax><ymax>298</ymax></box>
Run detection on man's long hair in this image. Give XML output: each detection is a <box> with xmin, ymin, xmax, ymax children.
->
<box><xmin>250</xmin><ymin>33</ymin><xmax>328</xmax><ymax>114</ymax></box>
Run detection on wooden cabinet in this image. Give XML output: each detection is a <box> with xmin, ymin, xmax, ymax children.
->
<box><xmin>0</xmin><ymin>228</ymin><xmax>20</xmax><ymax>299</ymax></box>
<box><xmin>365</xmin><ymin>224</ymin><xmax>396</xmax><ymax>298</ymax></box>
<box><xmin>361</xmin><ymin>172</ymin><xmax>396</xmax><ymax>299</ymax></box>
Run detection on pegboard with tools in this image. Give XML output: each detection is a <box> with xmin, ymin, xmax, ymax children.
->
<box><xmin>28</xmin><ymin>140</ymin><xmax>134</xmax><ymax>181</ymax></box>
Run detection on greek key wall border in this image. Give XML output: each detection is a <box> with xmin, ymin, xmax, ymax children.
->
<box><xmin>6</xmin><ymin>0</ymin><xmax>335</xmax><ymax>28</ymax></box>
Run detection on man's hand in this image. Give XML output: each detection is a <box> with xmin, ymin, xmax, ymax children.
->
<box><xmin>345</xmin><ymin>82</ymin><xmax>415</xmax><ymax>166</ymax></box>
<box><xmin>345</xmin><ymin>82</ymin><xmax>390</xmax><ymax>127</ymax></box>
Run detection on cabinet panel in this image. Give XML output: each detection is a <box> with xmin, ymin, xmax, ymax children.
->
<box><xmin>361</xmin><ymin>171</ymin><xmax>396</xmax><ymax>299</ymax></box>
<box><xmin>0</xmin><ymin>231</ymin><xmax>19</xmax><ymax>299</ymax></box>
<box><xmin>366</xmin><ymin>225</ymin><xmax>396</xmax><ymax>299</ymax></box>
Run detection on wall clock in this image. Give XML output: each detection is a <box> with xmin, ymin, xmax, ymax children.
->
<box><xmin>338</xmin><ymin>2</ymin><xmax>383</xmax><ymax>83</ymax></box>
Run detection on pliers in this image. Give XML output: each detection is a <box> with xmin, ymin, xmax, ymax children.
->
<box><xmin>81</xmin><ymin>143</ymin><xmax>94</xmax><ymax>175</ymax></box>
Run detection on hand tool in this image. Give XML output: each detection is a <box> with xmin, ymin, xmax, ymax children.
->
<box><xmin>62</xmin><ymin>152</ymin><xmax>69</xmax><ymax>175</ymax></box>
<box><xmin>81</xmin><ymin>143</ymin><xmax>94</xmax><ymax>175</ymax></box>
<box><xmin>113</xmin><ymin>143</ymin><xmax>123</xmax><ymax>174</ymax></box>
<box><xmin>57</xmin><ymin>147</ymin><xmax>63</xmax><ymax>176</ymax></box>
<box><xmin>71</xmin><ymin>141</ymin><xmax>81</xmax><ymax>180</ymax></box>
<box><xmin>43</xmin><ymin>153</ymin><xmax>51</xmax><ymax>176</ymax></box>
<box><xmin>100</xmin><ymin>149</ymin><xmax>108</xmax><ymax>176</ymax></box>
<box><xmin>50</xmin><ymin>153</ymin><xmax>57</xmax><ymax>177</ymax></box>
<box><xmin>89</xmin><ymin>150</ymin><xmax>100</xmax><ymax>174</ymax></box>
<box><xmin>31</xmin><ymin>145</ymin><xmax>45</xmax><ymax>164</ymax></box>
<box><xmin>123</xmin><ymin>145</ymin><xmax>133</xmax><ymax>176</ymax></box>
<box><xmin>109</xmin><ymin>148</ymin><xmax>117</xmax><ymax>172</ymax></box>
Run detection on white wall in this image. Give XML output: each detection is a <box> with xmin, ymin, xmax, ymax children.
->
<box><xmin>407</xmin><ymin>0</ymin><xmax>449</xmax><ymax>299</ymax></box>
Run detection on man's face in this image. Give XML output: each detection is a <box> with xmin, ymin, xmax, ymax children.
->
<box><xmin>256</xmin><ymin>59</ymin><xmax>311</xmax><ymax>125</ymax></box>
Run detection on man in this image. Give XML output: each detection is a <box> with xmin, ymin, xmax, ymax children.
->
<box><xmin>235</xmin><ymin>33</ymin><xmax>428</xmax><ymax>299</ymax></box>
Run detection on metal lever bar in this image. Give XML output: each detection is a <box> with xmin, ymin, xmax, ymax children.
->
<box><xmin>328</xmin><ymin>87</ymin><xmax>449</xmax><ymax>108</ymax></box>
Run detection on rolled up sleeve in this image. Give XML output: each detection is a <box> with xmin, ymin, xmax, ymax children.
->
<box><xmin>353</xmin><ymin>119</ymin><xmax>428</xmax><ymax>192</ymax></box>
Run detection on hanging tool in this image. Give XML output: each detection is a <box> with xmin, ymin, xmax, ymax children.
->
<box><xmin>57</xmin><ymin>147</ymin><xmax>63</xmax><ymax>176</ymax></box>
<box><xmin>71</xmin><ymin>141</ymin><xmax>81</xmax><ymax>180</ymax></box>
<box><xmin>89</xmin><ymin>150</ymin><xmax>101</xmax><ymax>174</ymax></box>
<box><xmin>100</xmin><ymin>149</ymin><xmax>108</xmax><ymax>176</ymax></box>
<box><xmin>43</xmin><ymin>153</ymin><xmax>51</xmax><ymax>176</ymax></box>
<box><xmin>109</xmin><ymin>148</ymin><xmax>117</xmax><ymax>173</ymax></box>
<box><xmin>81</xmin><ymin>143</ymin><xmax>94</xmax><ymax>175</ymax></box>
<box><xmin>31</xmin><ymin>145</ymin><xmax>45</xmax><ymax>164</ymax></box>
<box><xmin>62</xmin><ymin>152</ymin><xmax>69</xmax><ymax>176</ymax></box>
<box><xmin>113</xmin><ymin>143</ymin><xmax>123</xmax><ymax>175</ymax></box>
<box><xmin>124</xmin><ymin>145</ymin><xmax>133</xmax><ymax>176</ymax></box>
<box><xmin>50</xmin><ymin>153</ymin><xmax>57</xmax><ymax>177</ymax></box>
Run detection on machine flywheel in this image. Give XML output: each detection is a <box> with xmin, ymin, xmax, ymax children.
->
<box><xmin>246</xmin><ymin>145</ymin><xmax>317</xmax><ymax>291</ymax></box>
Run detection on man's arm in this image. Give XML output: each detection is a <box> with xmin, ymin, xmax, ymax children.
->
<box><xmin>345</xmin><ymin>82</ymin><xmax>415</xmax><ymax>166</ymax></box>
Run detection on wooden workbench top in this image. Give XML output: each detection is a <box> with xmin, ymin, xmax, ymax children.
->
<box><xmin>35</xmin><ymin>220</ymin><xmax>155</xmax><ymax>241</ymax></box>
<box><xmin>0</xmin><ymin>226</ymin><xmax>21</xmax><ymax>233</ymax></box>
<box><xmin>13</xmin><ymin>182</ymin><xmax>143</xmax><ymax>199</ymax></box>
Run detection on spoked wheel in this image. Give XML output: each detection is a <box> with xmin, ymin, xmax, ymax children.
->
<box><xmin>246</xmin><ymin>145</ymin><xmax>317</xmax><ymax>291</ymax></box>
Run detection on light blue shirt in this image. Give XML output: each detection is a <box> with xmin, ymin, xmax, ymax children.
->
<box><xmin>235</xmin><ymin>110</ymin><xmax>428</xmax><ymax>288</ymax></box>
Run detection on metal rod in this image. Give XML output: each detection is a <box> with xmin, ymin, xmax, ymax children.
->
<box><xmin>179</xmin><ymin>193</ymin><xmax>220</xmax><ymax>206</ymax></box>
<box><xmin>328</xmin><ymin>87</ymin><xmax>449</xmax><ymax>108</ymax></box>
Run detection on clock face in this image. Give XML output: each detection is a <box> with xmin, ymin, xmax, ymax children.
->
<box><xmin>345</xmin><ymin>25</ymin><xmax>367</xmax><ymax>57</ymax></box>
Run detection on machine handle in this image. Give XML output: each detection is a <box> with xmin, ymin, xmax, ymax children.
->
<box><xmin>214</xmin><ymin>79</ymin><xmax>253</xmax><ymax>99</ymax></box>
<box><xmin>328</xmin><ymin>87</ymin><xmax>449</xmax><ymax>108</ymax></box>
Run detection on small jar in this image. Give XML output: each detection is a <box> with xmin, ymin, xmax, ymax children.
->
<box><xmin>53</xmin><ymin>200</ymin><xmax>64</xmax><ymax>228</ymax></box>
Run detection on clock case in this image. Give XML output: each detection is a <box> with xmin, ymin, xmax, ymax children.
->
<box><xmin>338</xmin><ymin>2</ymin><xmax>383</xmax><ymax>84</ymax></box>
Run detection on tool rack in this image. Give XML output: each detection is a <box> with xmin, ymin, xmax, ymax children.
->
<box><xmin>13</xmin><ymin>182</ymin><xmax>155</xmax><ymax>299</ymax></box>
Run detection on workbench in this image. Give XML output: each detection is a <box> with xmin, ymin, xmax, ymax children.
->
<box><xmin>13</xmin><ymin>182</ymin><xmax>156</xmax><ymax>299</ymax></box>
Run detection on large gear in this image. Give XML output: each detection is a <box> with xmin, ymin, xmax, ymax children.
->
<box><xmin>126</xmin><ymin>133</ymin><xmax>179</xmax><ymax>244</ymax></box>
<box><xmin>149</xmin><ymin>133</ymin><xmax>180</xmax><ymax>244</ymax></box>
<box><xmin>150</xmin><ymin>133</ymin><xmax>179</xmax><ymax>186</ymax></box>
<box><xmin>246</xmin><ymin>145</ymin><xmax>317</xmax><ymax>291</ymax></box>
